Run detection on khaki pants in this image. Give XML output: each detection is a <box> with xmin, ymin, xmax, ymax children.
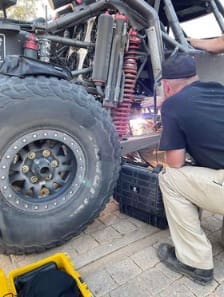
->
<box><xmin>159</xmin><ymin>166</ymin><xmax>224</xmax><ymax>270</ymax></box>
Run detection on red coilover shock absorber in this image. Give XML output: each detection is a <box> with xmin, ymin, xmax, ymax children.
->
<box><xmin>112</xmin><ymin>28</ymin><xmax>140</xmax><ymax>137</ymax></box>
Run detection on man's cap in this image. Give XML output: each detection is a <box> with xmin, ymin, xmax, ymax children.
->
<box><xmin>161</xmin><ymin>54</ymin><xmax>196</xmax><ymax>79</ymax></box>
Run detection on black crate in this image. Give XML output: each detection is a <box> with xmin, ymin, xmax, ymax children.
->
<box><xmin>114</xmin><ymin>163</ymin><xmax>168</xmax><ymax>229</ymax></box>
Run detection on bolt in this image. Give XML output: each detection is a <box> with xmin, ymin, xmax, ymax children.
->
<box><xmin>43</xmin><ymin>150</ymin><xmax>50</xmax><ymax>157</ymax></box>
<box><xmin>51</xmin><ymin>160</ymin><xmax>58</xmax><ymax>168</ymax></box>
<box><xmin>30</xmin><ymin>176</ymin><xmax>38</xmax><ymax>183</ymax></box>
<box><xmin>28</xmin><ymin>152</ymin><xmax>36</xmax><ymax>160</ymax></box>
<box><xmin>22</xmin><ymin>165</ymin><xmax>29</xmax><ymax>173</ymax></box>
<box><xmin>40</xmin><ymin>187</ymin><xmax>50</xmax><ymax>196</ymax></box>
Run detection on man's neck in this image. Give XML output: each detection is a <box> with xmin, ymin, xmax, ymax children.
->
<box><xmin>174</xmin><ymin>75</ymin><xmax>199</xmax><ymax>93</ymax></box>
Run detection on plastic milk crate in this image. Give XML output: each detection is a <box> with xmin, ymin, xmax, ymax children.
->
<box><xmin>114</xmin><ymin>163</ymin><xmax>168</xmax><ymax>229</ymax></box>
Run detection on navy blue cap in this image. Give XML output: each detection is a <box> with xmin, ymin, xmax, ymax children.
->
<box><xmin>162</xmin><ymin>54</ymin><xmax>196</xmax><ymax>79</ymax></box>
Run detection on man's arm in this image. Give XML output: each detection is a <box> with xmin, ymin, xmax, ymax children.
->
<box><xmin>189</xmin><ymin>36</ymin><xmax>224</xmax><ymax>54</ymax></box>
<box><xmin>165</xmin><ymin>149</ymin><xmax>185</xmax><ymax>168</ymax></box>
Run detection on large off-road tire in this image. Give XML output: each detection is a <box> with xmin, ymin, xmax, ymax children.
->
<box><xmin>0</xmin><ymin>75</ymin><xmax>120</xmax><ymax>254</ymax></box>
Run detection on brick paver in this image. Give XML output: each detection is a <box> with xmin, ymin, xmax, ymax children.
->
<box><xmin>106</xmin><ymin>258</ymin><xmax>142</xmax><ymax>285</ymax></box>
<box><xmin>131</xmin><ymin>246</ymin><xmax>160</xmax><ymax>270</ymax></box>
<box><xmin>1</xmin><ymin>198</ymin><xmax>224</xmax><ymax>297</ymax></box>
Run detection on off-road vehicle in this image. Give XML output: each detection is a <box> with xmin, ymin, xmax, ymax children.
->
<box><xmin>0</xmin><ymin>0</ymin><xmax>223</xmax><ymax>254</ymax></box>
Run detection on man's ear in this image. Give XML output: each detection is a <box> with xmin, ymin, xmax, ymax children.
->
<box><xmin>162</xmin><ymin>80</ymin><xmax>172</xmax><ymax>98</ymax></box>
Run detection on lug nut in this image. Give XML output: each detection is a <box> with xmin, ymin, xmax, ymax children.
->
<box><xmin>43</xmin><ymin>150</ymin><xmax>50</xmax><ymax>157</ymax></box>
<box><xmin>22</xmin><ymin>165</ymin><xmax>29</xmax><ymax>173</ymax></box>
<box><xmin>30</xmin><ymin>176</ymin><xmax>38</xmax><ymax>183</ymax></box>
<box><xmin>51</xmin><ymin>160</ymin><xmax>58</xmax><ymax>168</ymax></box>
<box><xmin>28</xmin><ymin>152</ymin><xmax>36</xmax><ymax>160</ymax></box>
<box><xmin>40</xmin><ymin>187</ymin><xmax>50</xmax><ymax>196</ymax></box>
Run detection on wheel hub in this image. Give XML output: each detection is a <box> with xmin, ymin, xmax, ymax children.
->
<box><xmin>31</xmin><ymin>158</ymin><xmax>53</xmax><ymax>179</ymax></box>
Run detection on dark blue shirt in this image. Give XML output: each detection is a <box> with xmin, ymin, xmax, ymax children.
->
<box><xmin>159</xmin><ymin>81</ymin><xmax>224</xmax><ymax>169</ymax></box>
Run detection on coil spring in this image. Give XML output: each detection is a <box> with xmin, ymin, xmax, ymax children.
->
<box><xmin>112</xmin><ymin>29</ymin><xmax>140</xmax><ymax>137</ymax></box>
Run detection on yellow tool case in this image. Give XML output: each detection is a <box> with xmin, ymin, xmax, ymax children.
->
<box><xmin>0</xmin><ymin>252</ymin><xmax>93</xmax><ymax>297</ymax></box>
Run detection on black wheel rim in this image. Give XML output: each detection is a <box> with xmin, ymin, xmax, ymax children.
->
<box><xmin>0</xmin><ymin>130</ymin><xmax>86</xmax><ymax>213</ymax></box>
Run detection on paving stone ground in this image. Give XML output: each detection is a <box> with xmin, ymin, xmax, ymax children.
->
<box><xmin>1</xmin><ymin>198</ymin><xmax>224</xmax><ymax>297</ymax></box>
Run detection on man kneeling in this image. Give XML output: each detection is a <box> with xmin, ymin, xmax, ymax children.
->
<box><xmin>158</xmin><ymin>53</ymin><xmax>224</xmax><ymax>285</ymax></box>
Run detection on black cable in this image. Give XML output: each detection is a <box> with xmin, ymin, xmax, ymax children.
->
<box><xmin>138</xmin><ymin>150</ymin><xmax>155</xmax><ymax>168</ymax></box>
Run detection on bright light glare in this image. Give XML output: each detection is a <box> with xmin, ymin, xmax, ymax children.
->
<box><xmin>129</xmin><ymin>118</ymin><xmax>152</xmax><ymax>136</ymax></box>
